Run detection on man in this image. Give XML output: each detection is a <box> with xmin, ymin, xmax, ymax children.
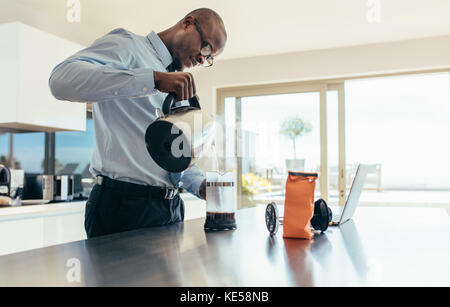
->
<box><xmin>49</xmin><ymin>8</ymin><xmax>227</xmax><ymax>238</ymax></box>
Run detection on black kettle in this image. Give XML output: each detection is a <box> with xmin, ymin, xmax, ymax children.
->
<box><xmin>0</xmin><ymin>164</ymin><xmax>11</xmax><ymax>196</ymax></box>
<box><xmin>145</xmin><ymin>93</ymin><xmax>215</xmax><ymax>173</ymax></box>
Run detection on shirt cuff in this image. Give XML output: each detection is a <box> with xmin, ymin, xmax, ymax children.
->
<box><xmin>169</xmin><ymin>171</ymin><xmax>205</xmax><ymax>199</ymax></box>
<box><xmin>185</xmin><ymin>175</ymin><xmax>205</xmax><ymax>199</ymax></box>
<box><xmin>133</xmin><ymin>67</ymin><xmax>157</xmax><ymax>96</ymax></box>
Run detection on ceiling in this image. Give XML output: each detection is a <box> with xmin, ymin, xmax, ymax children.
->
<box><xmin>2</xmin><ymin>0</ymin><xmax>450</xmax><ymax>60</ymax></box>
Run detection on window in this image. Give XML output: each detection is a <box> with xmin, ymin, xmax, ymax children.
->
<box><xmin>55</xmin><ymin>118</ymin><xmax>95</xmax><ymax>197</ymax></box>
<box><xmin>225</xmin><ymin>92</ymin><xmax>322</xmax><ymax>209</ymax></box>
<box><xmin>0</xmin><ymin>133</ymin><xmax>9</xmax><ymax>166</ymax></box>
<box><xmin>345</xmin><ymin>72</ymin><xmax>450</xmax><ymax>203</ymax></box>
<box><xmin>0</xmin><ymin>116</ymin><xmax>95</xmax><ymax>198</ymax></box>
<box><xmin>326</xmin><ymin>90</ymin><xmax>340</xmax><ymax>204</ymax></box>
<box><xmin>0</xmin><ymin>133</ymin><xmax>45</xmax><ymax>173</ymax></box>
<box><xmin>219</xmin><ymin>71</ymin><xmax>450</xmax><ymax>210</ymax></box>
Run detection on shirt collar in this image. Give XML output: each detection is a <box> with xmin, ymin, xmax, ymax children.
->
<box><xmin>147</xmin><ymin>31</ymin><xmax>173</xmax><ymax>69</ymax></box>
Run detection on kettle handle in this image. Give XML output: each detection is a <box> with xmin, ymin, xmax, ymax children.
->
<box><xmin>162</xmin><ymin>93</ymin><xmax>201</xmax><ymax>115</ymax></box>
<box><xmin>0</xmin><ymin>164</ymin><xmax>11</xmax><ymax>197</ymax></box>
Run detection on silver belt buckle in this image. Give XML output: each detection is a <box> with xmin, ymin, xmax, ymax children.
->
<box><xmin>96</xmin><ymin>176</ymin><xmax>104</xmax><ymax>185</ymax></box>
<box><xmin>164</xmin><ymin>187</ymin><xmax>178</xmax><ymax>200</ymax></box>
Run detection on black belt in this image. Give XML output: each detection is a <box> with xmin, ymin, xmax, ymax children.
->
<box><xmin>96</xmin><ymin>176</ymin><xmax>180</xmax><ymax>200</ymax></box>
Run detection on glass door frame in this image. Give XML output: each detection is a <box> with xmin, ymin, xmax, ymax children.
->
<box><xmin>216</xmin><ymin>81</ymin><xmax>347</xmax><ymax>208</ymax></box>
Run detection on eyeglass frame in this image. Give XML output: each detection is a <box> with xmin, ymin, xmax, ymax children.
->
<box><xmin>193</xmin><ymin>19</ymin><xmax>214</xmax><ymax>67</ymax></box>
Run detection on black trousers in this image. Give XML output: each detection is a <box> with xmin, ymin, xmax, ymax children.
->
<box><xmin>84</xmin><ymin>179</ymin><xmax>184</xmax><ymax>238</ymax></box>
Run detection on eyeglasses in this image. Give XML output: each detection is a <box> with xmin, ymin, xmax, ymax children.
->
<box><xmin>193</xmin><ymin>19</ymin><xmax>214</xmax><ymax>67</ymax></box>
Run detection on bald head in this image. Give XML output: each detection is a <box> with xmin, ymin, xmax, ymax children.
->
<box><xmin>182</xmin><ymin>8</ymin><xmax>227</xmax><ymax>42</ymax></box>
<box><xmin>159</xmin><ymin>8</ymin><xmax>227</xmax><ymax>71</ymax></box>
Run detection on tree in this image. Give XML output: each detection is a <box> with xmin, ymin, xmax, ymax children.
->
<box><xmin>0</xmin><ymin>155</ymin><xmax>21</xmax><ymax>169</ymax></box>
<box><xmin>279</xmin><ymin>115</ymin><xmax>312</xmax><ymax>159</ymax></box>
<box><xmin>40</xmin><ymin>159</ymin><xmax>64</xmax><ymax>173</ymax></box>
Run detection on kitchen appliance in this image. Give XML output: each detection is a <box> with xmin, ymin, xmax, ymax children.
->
<box><xmin>9</xmin><ymin>169</ymin><xmax>24</xmax><ymax>199</ymax></box>
<box><xmin>145</xmin><ymin>93</ymin><xmax>215</xmax><ymax>173</ymax></box>
<box><xmin>0</xmin><ymin>164</ymin><xmax>11</xmax><ymax>196</ymax></box>
<box><xmin>72</xmin><ymin>174</ymin><xmax>85</xmax><ymax>199</ymax></box>
<box><xmin>43</xmin><ymin>175</ymin><xmax>74</xmax><ymax>202</ymax></box>
<box><xmin>23</xmin><ymin>174</ymin><xmax>74</xmax><ymax>202</ymax></box>
<box><xmin>204</xmin><ymin>171</ymin><xmax>237</xmax><ymax>230</ymax></box>
<box><xmin>22</xmin><ymin>174</ymin><xmax>44</xmax><ymax>200</ymax></box>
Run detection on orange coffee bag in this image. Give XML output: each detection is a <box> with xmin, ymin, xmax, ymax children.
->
<box><xmin>283</xmin><ymin>172</ymin><xmax>318</xmax><ymax>240</ymax></box>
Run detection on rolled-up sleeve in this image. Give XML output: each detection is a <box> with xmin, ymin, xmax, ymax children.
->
<box><xmin>49</xmin><ymin>28</ymin><xmax>157</xmax><ymax>103</ymax></box>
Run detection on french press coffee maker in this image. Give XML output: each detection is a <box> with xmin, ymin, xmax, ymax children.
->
<box><xmin>204</xmin><ymin>171</ymin><xmax>237</xmax><ymax>230</ymax></box>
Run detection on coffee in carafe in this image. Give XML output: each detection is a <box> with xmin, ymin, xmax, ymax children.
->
<box><xmin>204</xmin><ymin>171</ymin><xmax>237</xmax><ymax>230</ymax></box>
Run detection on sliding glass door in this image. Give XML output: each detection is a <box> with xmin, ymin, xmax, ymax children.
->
<box><xmin>217</xmin><ymin>83</ymin><xmax>346</xmax><ymax>209</ymax></box>
<box><xmin>217</xmin><ymin>71</ymin><xmax>450</xmax><ymax>210</ymax></box>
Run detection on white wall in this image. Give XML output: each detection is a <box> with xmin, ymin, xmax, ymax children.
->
<box><xmin>0</xmin><ymin>23</ymin><xmax>19</xmax><ymax>121</ymax></box>
<box><xmin>192</xmin><ymin>35</ymin><xmax>450</xmax><ymax>116</ymax></box>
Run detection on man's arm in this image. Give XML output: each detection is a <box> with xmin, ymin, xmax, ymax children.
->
<box><xmin>49</xmin><ymin>28</ymin><xmax>197</xmax><ymax>103</ymax></box>
<box><xmin>49</xmin><ymin>29</ymin><xmax>158</xmax><ymax>103</ymax></box>
<box><xmin>170</xmin><ymin>165</ymin><xmax>206</xmax><ymax>200</ymax></box>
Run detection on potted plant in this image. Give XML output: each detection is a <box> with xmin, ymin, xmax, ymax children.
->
<box><xmin>279</xmin><ymin>115</ymin><xmax>312</xmax><ymax>172</ymax></box>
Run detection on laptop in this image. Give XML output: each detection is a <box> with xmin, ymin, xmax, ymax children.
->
<box><xmin>330</xmin><ymin>164</ymin><xmax>370</xmax><ymax>226</ymax></box>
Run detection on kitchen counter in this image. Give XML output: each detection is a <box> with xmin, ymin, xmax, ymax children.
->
<box><xmin>0</xmin><ymin>193</ymin><xmax>205</xmax><ymax>257</ymax></box>
<box><xmin>0</xmin><ymin>205</ymin><xmax>449</xmax><ymax>286</ymax></box>
<box><xmin>0</xmin><ymin>201</ymin><xmax>86</xmax><ymax>222</ymax></box>
<box><xmin>0</xmin><ymin>193</ymin><xmax>203</xmax><ymax>222</ymax></box>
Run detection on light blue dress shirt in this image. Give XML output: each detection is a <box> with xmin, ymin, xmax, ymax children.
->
<box><xmin>49</xmin><ymin>28</ymin><xmax>205</xmax><ymax>198</ymax></box>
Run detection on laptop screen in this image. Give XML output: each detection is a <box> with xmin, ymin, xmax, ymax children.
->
<box><xmin>340</xmin><ymin>164</ymin><xmax>370</xmax><ymax>223</ymax></box>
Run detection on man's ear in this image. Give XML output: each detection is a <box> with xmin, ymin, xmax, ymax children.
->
<box><xmin>183</xmin><ymin>15</ymin><xmax>195</xmax><ymax>29</ymax></box>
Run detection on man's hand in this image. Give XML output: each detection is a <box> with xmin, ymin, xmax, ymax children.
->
<box><xmin>154</xmin><ymin>71</ymin><xmax>196</xmax><ymax>101</ymax></box>
<box><xmin>199</xmin><ymin>179</ymin><xmax>206</xmax><ymax>200</ymax></box>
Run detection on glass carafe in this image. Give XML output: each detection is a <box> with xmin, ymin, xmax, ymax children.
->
<box><xmin>204</xmin><ymin>171</ymin><xmax>237</xmax><ymax>230</ymax></box>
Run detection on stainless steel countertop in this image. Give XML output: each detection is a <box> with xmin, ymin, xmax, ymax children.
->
<box><xmin>0</xmin><ymin>193</ymin><xmax>200</xmax><ymax>222</ymax></box>
<box><xmin>0</xmin><ymin>205</ymin><xmax>449</xmax><ymax>286</ymax></box>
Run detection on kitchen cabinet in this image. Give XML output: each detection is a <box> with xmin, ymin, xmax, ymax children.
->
<box><xmin>0</xmin><ymin>22</ymin><xmax>86</xmax><ymax>132</ymax></box>
<box><xmin>0</xmin><ymin>194</ymin><xmax>205</xmax><ymax>256</ymax></box>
